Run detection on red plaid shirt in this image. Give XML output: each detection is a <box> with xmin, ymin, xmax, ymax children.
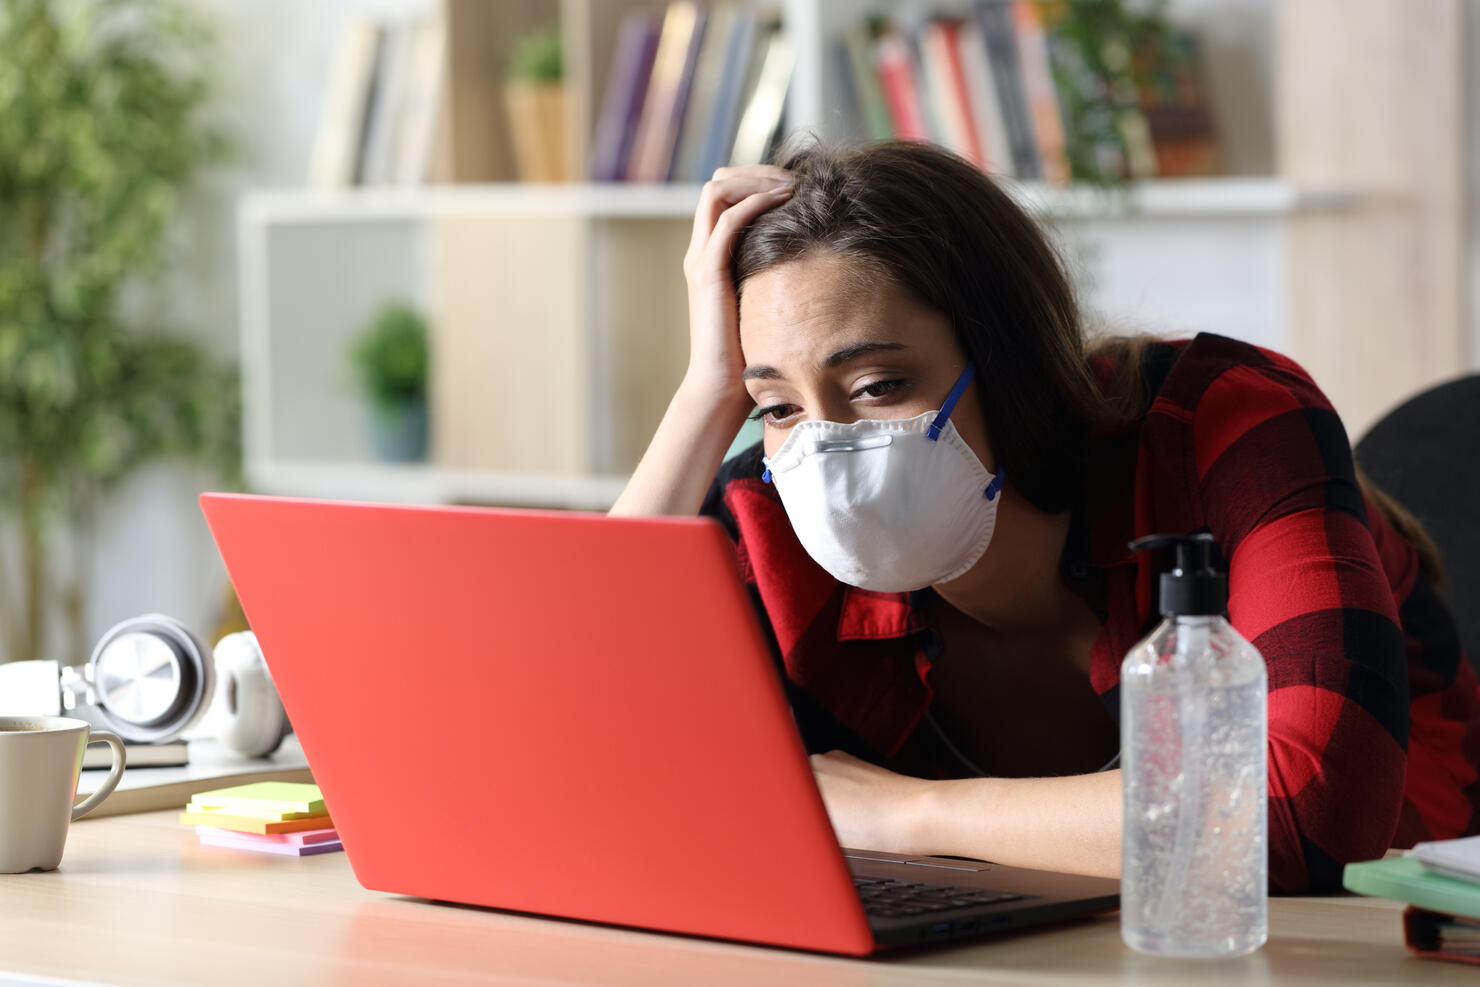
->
<box><xmin>700</xmin><ymin>333</ymin><xmax>1479</xmax><ymax>893</ymax></box>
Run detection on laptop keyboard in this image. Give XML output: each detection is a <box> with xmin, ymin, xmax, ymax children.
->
<box><xmin>853</xmin><ymin>876</ymin><xmax>1029</xmax><ymax>917</ymax></box>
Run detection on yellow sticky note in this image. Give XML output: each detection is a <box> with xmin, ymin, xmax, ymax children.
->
<box><xmin>179</xmin><ymin>811</ymin><xmax>333</xmax><ymax>835</ymax></box>
<box><xmin>189</xmin><ymin>782</ymin><xmax>325</xmax><ymax>817</ymax></box>
<box><xmin>185</xmin><ymin>802</ymin><xmax>317</xmax><ymax>822</ymax></box>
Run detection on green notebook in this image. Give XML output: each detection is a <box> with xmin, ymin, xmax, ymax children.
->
<box><xmin>1344</xmin><ymin>857</ymin><xmax>1480</xmax><ymax>921</ymax></box>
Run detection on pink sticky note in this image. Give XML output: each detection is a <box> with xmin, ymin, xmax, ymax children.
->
<box><xmin>195</xmin><ymin>825</ymin><xmax>338</xmax><ymax>846</ymax></box>
<box><xmin>198</xmin><ymin>831</ymin><xmax>343</xmax><ymax>855</ymax></box>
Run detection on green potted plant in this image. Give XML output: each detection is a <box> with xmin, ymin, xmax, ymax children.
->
<box><xmin>505</xmin><ymin>26</ymin><xmax>568</xmax><ymax>181</ymax></box>
<box><xmin>0</xmin><ymin>0</ymin><xmax>238</xmax><ymax>664</ymax></box>
<box><xmin>351</xmin><ymin>301</ymin><xmax>429</xmax><ymax>462</ymax></box>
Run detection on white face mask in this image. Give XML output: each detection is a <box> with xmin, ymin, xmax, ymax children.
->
<box><xmin>761</xmin><ymin>365</ymin><xmax>1004</xmax><ymax>593</ymax></box>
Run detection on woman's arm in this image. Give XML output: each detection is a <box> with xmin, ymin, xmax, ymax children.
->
<box><xmin>609</xmin><ymin>167</ymin><xmax>794</xmax><ymax>517</ymax></box>
<box><xmin>1190</xmin><ymin>349</ymin><xmax>1409</xmax><ymax>891</ymax></box>
<box><xmin>921</xmin><ymin>770</ymin><xmax>1123</xmax><ymax>878</ymax></box>
<box><xmin>810</xmin><ymin>751</ymin><xmax>1122</xmax><ymax>877</ymax></box>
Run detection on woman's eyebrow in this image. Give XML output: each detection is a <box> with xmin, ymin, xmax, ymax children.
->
<box><xmin>822</xmin><ymin>341</ymin><xmax>907</xmax><ymax>367</ymax></box>
<box><xmin>742</xmin><ymin>341</ymin><xmax>908</xmax><ymax>382</ymax></box>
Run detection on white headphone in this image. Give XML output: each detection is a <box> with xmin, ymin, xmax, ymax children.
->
<box><xmin>0</xmin><ymin>613</ymin><xmax>290</xmax><ymax>758</ymax></box>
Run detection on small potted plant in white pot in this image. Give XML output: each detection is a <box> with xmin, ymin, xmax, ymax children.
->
<box><xmin>351</xmin><ymin>301</ymin><xmax>429</xmax><ymax>462</ymax></box>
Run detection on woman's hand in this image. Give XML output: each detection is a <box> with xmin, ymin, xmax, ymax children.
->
<box><xmin>680</xmin><ymin>165</ymin><xmax>795</xmax><ymax>406</ymax></box>
<box><xmin>810</xmin><ymin>750</ymin><xmax>936</xmax><ymax>855</ymax></box>
<box><xmin>609</xmin><ymin>166</ymin><xmax>794</xmax><ymax>517</ymax></box>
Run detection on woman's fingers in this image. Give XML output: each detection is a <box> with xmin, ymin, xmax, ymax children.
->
<box><xmin>710</xmin><ymin>164</ymin><xmax>794</xmax><ymax>184</ymax></box>
<box><xmin>694</xmin><ymin>185</ymin><xmax>794</xmax><ymax>286</ymax></box>
<box><xmin>685</xmin><ymin>169</ymin><xmax>794</xmax><ymax>272</ymax></box>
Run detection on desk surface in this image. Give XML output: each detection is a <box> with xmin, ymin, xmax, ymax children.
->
<box><xmin>1</xmin><ymin>810</ymin><xmax>1472</xmax><ymax>987</ymax></box>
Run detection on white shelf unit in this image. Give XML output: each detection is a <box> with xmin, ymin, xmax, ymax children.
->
<box><xmin>239</xmin><ymin>0</ymin><xmax>1464</xmax><ymax>509</ymax></box>
<box><xmin>239</xmin><ymin>178</ymin><xmax>1355</xmax><ymax>509</ymax></box>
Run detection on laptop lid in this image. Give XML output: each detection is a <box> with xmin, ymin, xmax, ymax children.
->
<box><xmin>199</xmin><ymin>493</ymin><xmax>877</xmax><ymax>956</ymax></box>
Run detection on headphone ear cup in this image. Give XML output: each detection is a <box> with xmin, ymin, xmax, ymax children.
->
<box><xmin>212</xmin><ymin>632</ymin><xmax>289</xmax><ymax>757</ymax></box>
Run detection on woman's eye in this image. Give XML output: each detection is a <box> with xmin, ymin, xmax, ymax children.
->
<box><xmin>853</xmin><ymin>379</ymin><xmax>907</xmax><ymax>400</ymax></box>
<box><xmin>748</xmin><ymin>403</ymin><xmax>798</xmax><ymax>425</ymax></box>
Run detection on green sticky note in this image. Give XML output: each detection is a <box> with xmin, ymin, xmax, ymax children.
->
<box><xmin>190</xmin><ymin>782</ymin><xmax>326</xmax><ymax>817</ymax></box>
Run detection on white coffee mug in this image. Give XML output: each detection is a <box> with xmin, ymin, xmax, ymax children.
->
<box><xmin>0</xmin><ymin>715</ymin><xmax>126</xmax><ymax>873</ymax></box>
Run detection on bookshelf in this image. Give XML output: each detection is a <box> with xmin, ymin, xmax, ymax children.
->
<box><xmin>238</xmin><ymin>0</ymin><xmax>1464</xmax><ymax>510</ymax></box>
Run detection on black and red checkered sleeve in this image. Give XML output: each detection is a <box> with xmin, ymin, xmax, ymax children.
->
<box><xmin>1187</xmin><ymin>348</ymin><xmax>1409</xmax><ymax>892</ymax></box>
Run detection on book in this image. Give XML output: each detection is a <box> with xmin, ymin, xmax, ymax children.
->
<box><xmin>360</xmin><ymin>20</ymin><xmax>415</xmax><ymax>185</ymax></box>
<box><xmin>1346</xmin><ymin>856</ymin><xmax>1480</xmax><ymax>966</ymax></box>
<box><xmin>672</xmin><ymin>4</ymin><xmax>739</xmax><ymax>182</ymax></box>
<box><xmin>307</xmin><ymin>18</ymin><xmax>382</xmax><ymax>187</ymax></box>
<box><xmin>627</xmin><ymin>2</ymin><xmax>707</xmax><ymax>182</ymax></box>
<box><xmin>729</xmin><ymin>27</ymin><xmax>792</xmax><ymax>168</ymax></box>
<box><xmin>693</xmin><ymin>8</ymin><xmax>760</xmax><ymax>179</ymax></box>
<box><xmin>394</xmin><ymin>15</ymin><xmax>447</xmax><ymax>185</ymax></box>
<box><xmin>82</xmin><ymin>740</ymin><xmax>188</xmax><ymax>770</ymax></box>
<box><xmin>590</xmin><ymin>11</ymin><xmax>661</xmax><ymax>182</ymax></box>
<box><xmin>921</xmin><ymin>20</ymin><xmax>983</xmax><ymax>167</ymax></box>
<box><xmin>874</xmin><ymin>31</ymin><xmax>927</xmax><ymax>142</ymax></box>
<box><xmin>841</xmin><ymin>24</ymin><xmax>891</xmax><ymax>142</ymax></box>
<box><xmin>1413</xmin><ymin>834</ymin><xmax>1480</xmax><ymax>883</ymax></box>
<box><xmin>972</xmin><ymin>0</ymin><xmax>1039</xmax><ymax>178</ymax></box>
<box><xmin>957</xmin><ymin>19</ymin><xmax>1013</xmax><ymax>175</ymax></box>
<box><xmin>1344</xmin><ymin>856</ymin><xmax>1480</xmax><ymax>920</ymax></box>
<box><xmin>1405</xmin><ymin>907</ymin><xmax>1480</xmax><ymax>965</ymax></box>
<box><xmin>906</xmin><ymin>23</ymin><xmax>946</xmax><ymax>146</ymax></box>
<box><xmin>1010</xmin><ymin>0</ymin><xmax>1070</xmax><ymax>184</ymax></box>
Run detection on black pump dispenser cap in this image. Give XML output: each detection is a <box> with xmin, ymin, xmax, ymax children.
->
<box><xmin>1128</xmin><ymin>532</ymin><xmax>1228</xmax><ymax>617</ymax></box>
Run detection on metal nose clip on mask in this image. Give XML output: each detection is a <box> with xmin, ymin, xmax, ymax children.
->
<box><xmin>761</xmin><ymin>364</ymin><xmax>1005</xmax><ymax>593</ymax></box>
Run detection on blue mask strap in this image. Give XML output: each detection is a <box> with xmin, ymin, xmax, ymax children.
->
<box><xmin>763</xmin><ymin>363</ymin><xmax>978</xmax><ymax>482</ymax></box>
<box><xmin>926</xmin><ymin>364</ymin><xmax>976</xmax><ymax>442</ymax></box>
<box><xmin>985</xmin><ymin>468</ymin><xmax>1005</xmax><ymax>501</ymax></box>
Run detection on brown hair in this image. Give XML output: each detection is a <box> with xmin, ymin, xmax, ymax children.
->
<box><xmin>733</xmin><ymin>139</ymin><xmax>1104</xmax><ymax>514</ymax></box>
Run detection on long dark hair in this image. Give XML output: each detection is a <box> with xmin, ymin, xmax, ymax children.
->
<box><xmin>733</xmin><ymin>139</ymin><xmax>1103</xmax><ymax>514</ymax></box>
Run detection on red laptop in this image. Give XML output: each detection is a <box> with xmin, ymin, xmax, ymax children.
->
<box><xmin>199</xmin><ymin>493</ymin><xmax>1118</xmax><ymax>956</ymax></box>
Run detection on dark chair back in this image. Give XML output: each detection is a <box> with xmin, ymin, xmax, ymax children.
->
<box><xmin>1354</xmin><ymin>374</ymin><xmax>1480</xmax><ymax>670</ymax></box>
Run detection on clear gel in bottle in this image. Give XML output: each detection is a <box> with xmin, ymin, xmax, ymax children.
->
<box><xmin>1121</xmin><ymin>532</ymin><xmax>1267</xmax><ymax>957</ymax></box>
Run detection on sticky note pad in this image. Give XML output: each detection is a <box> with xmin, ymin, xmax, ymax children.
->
<box><xmin>192</xmin><ymin>828</ymin><xmax>337</xmax><ymax>852</ymax></box>
<box><xmin>179</xmin><ymin>811</ymin><xmax>333</xmax><ymax>835</ymax></box>
<box><xmin>189</xmin><ymin>782</ymin><xmax>326</xmax><ymax>817</ymax></box>
<box><xmin>198</xmin><ymin>830</ymin><xmax>343</xmax><ymax>856</ymax></box>
<box><xmin>184</xmin><ymin>800</ymin><xmax>317</xmax><ymax>822</ymax></box>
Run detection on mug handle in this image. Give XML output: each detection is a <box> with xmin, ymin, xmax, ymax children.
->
<box><xmin>72</xmin><ymin>730</ymin><xmax>127</xmax><ymax>822</ymax></box>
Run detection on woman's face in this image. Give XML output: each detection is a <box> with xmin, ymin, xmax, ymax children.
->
<box><xmin>737</xmin><ymin>252</ymin><xmax>995</xmax><ymax>471</ymax></box>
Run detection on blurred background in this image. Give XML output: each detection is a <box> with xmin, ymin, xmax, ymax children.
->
<box><xmin>0</xmin><ymin>0</ymin><xmax>1474</xmax><ymax>667</ymax></box>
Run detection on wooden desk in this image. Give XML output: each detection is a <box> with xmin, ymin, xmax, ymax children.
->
<box><xmin>1</xmin><ymin>810</ymin><xmax>1471</xmax><ymax>986</ymax></box>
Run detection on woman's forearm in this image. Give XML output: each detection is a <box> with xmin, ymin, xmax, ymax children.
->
<box><xmin>913</xmin><ymin>769</ymin><xmax>1123</xmax><ymax>879</ymax></box>
<box><xmin>609</xmin><ymin>379</ymin><xmax>751</xmax><ymax>517</ymax></box>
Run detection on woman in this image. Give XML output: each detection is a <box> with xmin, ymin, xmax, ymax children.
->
<box><xmin>610</xmin><ymin>140</ymin><xmax>1479</xmax><ymax>893</ymax></box>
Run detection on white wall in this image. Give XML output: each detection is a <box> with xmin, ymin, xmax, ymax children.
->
<box><xmin>78</xmin><ymin>0</ymin><xmax>431</xmax><ymax>659</ymax></box>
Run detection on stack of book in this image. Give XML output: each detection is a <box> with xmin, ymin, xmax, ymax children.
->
<box><xmin>179</xmin><ymin>782</ymin><xmax>343</xmax><ymax>857</ymax></box>
<box><xmin>309</xmin><ymin>16</ymin><xmax>446</xmax><ymax>188</ymax></box>
<box><xmin>592</xmin><ymin>2</ymin><xmax>793</xmax><ymax>183</ymax></box>
<box><xmin>1345</xmin><ymin>835</ymin><xmax>1480</xmax><ymax>966</ymax></box>
<box><xmin>835</xmin><ymin>1</ymin><xmax>1220</xmax><ymax>183</ymax></box>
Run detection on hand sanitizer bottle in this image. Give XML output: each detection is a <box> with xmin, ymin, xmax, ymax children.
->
<box><xmin>1121</xmin><ymin>532</ymin><xmax>1267</xmax><ymax>957</ymax></box>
